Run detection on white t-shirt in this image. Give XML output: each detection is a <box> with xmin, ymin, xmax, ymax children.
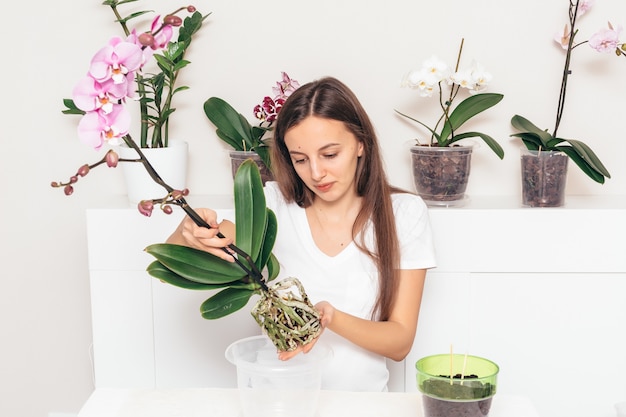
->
<box><xmin>263</xmin><ymin>182</ymin><xmax>437</xmax><ymax>391</ymax></box>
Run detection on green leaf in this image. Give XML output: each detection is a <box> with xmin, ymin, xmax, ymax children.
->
<box><xmin>234</xmin><ymin>159</ymin><xmax>267</xmax><ymax>262</ymax></box>
<box><xmin>61</xmin><ymin>99</ymin><xmax>85</xmax><ymax>115</ymax></box>
<box><xmin>510</xmin><ymin>132</ymin><xmax>544</xmax><ymax>150</ymax></box>
<box><xmin>256</xmin><ymin>208</ymin><xmax>278</xmax><ymax>273</ymax></box>
<box><xmin>394</xmin><ymin>109</ymin><xmax>442</xmax><ymax>143</ymax></box>
<box><xmin>266</xmin><ymin>253</ymin><xmax>280</xmax><ymax>282</ymax></box>
<box><xmin>448</xmin><ymin>131</ymin><xmax>505</xmax><ymax>159</ymax></box>
<box><xmin>145</xmin><ymin>243</ymin><xmax>246</xmax><ymax>283</ymax></box>
<box><xmin>440</xmin><ymin>93</ymin><xmax>503</xmax><ymax>143</ymax></box>
<box><xmin>147</xmin><ymin>261</ymin><xmax>225</xmax><ymax>290</ymax></box>
<box><xmin>254</xmin><ymin>146</ymin><xmax>272</xmax><ymax>170</ymax></box>
<box><xmin>557</xmin><ymin>146</ymin><xmax>606</xmax><ymax>184</ymax></box>
<box><xmin>215</xmin><ymin>130</ymin><xmax>244</xmax><ymax>150</ymax></box>
<box><xmin>510</xmin><ymin>115</ymin><xmax>553</xmax><ymax>148</ymax></box>
<box><xmin>203</xmin><ymin>97</ymin><xmax>256</xmax><ymax>149</ymax></box>
<box><xmin>200</xmin><ymin>287</ymin><xmax>255</xmax><ymax>319</ymax></box>
<box><xmin>562</xmin><ymin>139</ymin><xmax>611</xmax><ymax>178</ymax></box>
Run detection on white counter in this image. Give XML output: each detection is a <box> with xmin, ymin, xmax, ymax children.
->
<box><xmin>77</xmin><ymin>388</ymin><xmax>539</xmax><ymax>417</ymax></box>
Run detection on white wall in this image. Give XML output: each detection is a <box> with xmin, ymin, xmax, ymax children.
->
<box><xmin>2</xmin><ymin>0</ymin><xmax>625</xmax><ymax>416</ymax></box>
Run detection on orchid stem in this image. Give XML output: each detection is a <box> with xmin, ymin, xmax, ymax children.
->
<box><xmin>121</xmin><ymin>135</ymin><xmax>268</xmax><ymax>291</ymax></box>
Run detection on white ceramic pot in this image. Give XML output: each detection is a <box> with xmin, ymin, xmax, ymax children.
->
<box><xmin>118</xmin><ymin>139</ymin><xmax>189</xmax><ymax>204</ymax></box>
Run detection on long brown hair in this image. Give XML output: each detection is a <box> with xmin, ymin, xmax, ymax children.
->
<box><xmin>271</xmin><ymin>76</ymin><xmax>404</xmax><ymax>321</ymax></box>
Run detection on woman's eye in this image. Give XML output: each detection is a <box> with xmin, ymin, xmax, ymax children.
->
<box><xmin>323</xmin><ymin>153</ymin><xmax>337</xmax><ymax>159</ymax></box>
<box><xmin>293</xmin><ymin>158</ymin><xmax>306</xmax><ymax>164</ymax></box>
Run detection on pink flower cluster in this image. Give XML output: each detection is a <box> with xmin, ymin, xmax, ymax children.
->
<box><xmin>72</xmin><ymin>16</ymin><xmax>176</xmax><ymax>150</ymax></box>
<box><xmin>253</xmin><ymin>72</ymin><xmax>300</xmax><ymax>123</ymax></box>
<box><xmin>554</xmin><ymin>0</ymin><xmax>624</xmax><ymax>55</ymax></box>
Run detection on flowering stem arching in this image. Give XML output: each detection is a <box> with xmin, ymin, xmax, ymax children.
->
<box><xmin>553</xmin><ymin>0</ymin><xmax>581</xmax><ymax>139</ymax></box>
<box><xmin>118</xmin><ymin>134</ymin><xmax>268</xmax><ymax>290</ymax></box>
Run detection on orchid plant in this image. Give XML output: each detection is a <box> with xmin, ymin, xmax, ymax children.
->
<box><xmin>62</xmin><ymin>0</ymin><xmax>209</xmax><ymax>149</ymax></box>
<box><xmin>510</xmin><ymin>0</ymin><xmax>621</xmax><ymax>183</ymax></box>
<box><xmin>52</xmin><ymin>10</ymin><xmax>319</xmax><ymax>349</ymax></box>
<box><xmin>203</xmin><ymin>72</ymin><xmax>301</xmax><ymax>170</ymax></box>
<box><xmin>395</xmin><ymin>39</ymin><xmax>505</xmax><ymax>159</ymax></box>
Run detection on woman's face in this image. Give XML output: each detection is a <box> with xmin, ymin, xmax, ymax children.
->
<box><xmin>284</xmin><ymin>116</ymin><xmax>364</xmax><ymax>204</ymax></box>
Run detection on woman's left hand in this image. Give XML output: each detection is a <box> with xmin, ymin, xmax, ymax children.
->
<box><xmin>277</xmin><ymin>301</ymin><xmax>334</xmax><ymax>360</ymax></box>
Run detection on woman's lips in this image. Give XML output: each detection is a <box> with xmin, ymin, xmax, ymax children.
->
<box><xmin>315</xmin><ymin>182</ymin><xmax>333</xmax><ymax>192</ymax></box>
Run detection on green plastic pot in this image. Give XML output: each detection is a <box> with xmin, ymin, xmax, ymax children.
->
<box><xmin>416</xmin><ymin>353</ymin><xmax>499</xmax><ymax>417</ymax></box>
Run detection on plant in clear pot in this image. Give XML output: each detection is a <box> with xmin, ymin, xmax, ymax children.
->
<box><xmin>61</xmin><ymin>0</ymin><xmax>210</xmax><ymax>203</ymax></box>
<box><xmin>395</xmin><ymin>38</ymin><xmax>504</xmax><ymax>207</ymax></box>
<box><xmin>510</xmin><ymin>0</ymin><xmax>619</xmax><ymax>207</ymax></box>
<box><xmin>416</xmin><ymin>353</ymin><xmax>499</xmax><ymax>417</ymax></box>
<box><xmin>203</xmin><ymin>72</ymin><xmax>300</xmax><ymax>185</ymax></box>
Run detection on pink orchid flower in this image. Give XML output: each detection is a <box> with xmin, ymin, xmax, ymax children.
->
<box><xmin>88</xmin><ymin>37</ymin><xmax>143</xmax><ymax>85</ymax></box>
<box><xmin>589</xmin><ymin>22</ymin><xmax>623</xmax><ymax>53</ymax></box>
<box><xmin>77</xmin><ymin>105</ymin><xmax>131</xmax><ymax>150</ymax></box>
<box><xmin>254</xmin><ymin>96</ymin><xmax>285</xmax><ymax>123</ymax></box>
<box><xmin>272</xmin><ymin>72</ymin><xmax>301</xmax><ymax>100</ymax></box>
<box><xmin>554</xmin><ymin>24</ymin><xmax>571</xmax><ymax>50</ymax></box>
<box><xmin>126</xmin><ymin>30</ymin><xmax>155</xmax><ymax>65</ymax></box>
<box><xmin>72</xmin><ymin>76</ymin><xmax>128</xmax><ymax>113</ymax></box>
<box><xmin>577</xmin><ymin>0</ymin><xmax>595</xmax><ymax>17</ymax></box>
<box><xmin>150</xmin><ymin>15</ymin><xmax>173</xmax><ymax>50</ymax></box>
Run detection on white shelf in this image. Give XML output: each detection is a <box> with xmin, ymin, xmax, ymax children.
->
<box><xmin>86</xmin><ymin>194</ymin><xmax>626</xmax><ymax>417</ymax></box>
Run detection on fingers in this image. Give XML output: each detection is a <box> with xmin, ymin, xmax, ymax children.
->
<box><xmin>177</xmin><ymin>209</ymin><xmax>236</xmax><ymax>262</ymax></box>
<box><xmin>277</xmin><ymin>347</ymin><xmax>304</xmax><ymax>361</ymax></box>
<box><xmin>277</xmin><ymin>330</ymin><xmax>323</xmax><ymax>361</ymax></box>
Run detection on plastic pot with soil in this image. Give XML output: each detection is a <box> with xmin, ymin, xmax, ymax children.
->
<box><xmin>416</xmin><ymin>353</ymin><xmax>499</xmax><ymax>417</ymax></box>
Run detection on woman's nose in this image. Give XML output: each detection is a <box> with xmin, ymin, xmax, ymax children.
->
<box><xmin>309</xmin><ymin>159</ymin><xmax>326</xmax><ymax>181</ymax></box>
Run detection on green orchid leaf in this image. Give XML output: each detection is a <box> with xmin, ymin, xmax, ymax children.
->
<box><xmin>215</xmin><ymin>129</ymin><xmax>243</xmax><ymax>150</ymax></box>
<box><xmin>394</xmin><ymin>109</ymin><xmax>442</xmax><ymax>143</ymax></box>
<box><xmin>147</xmin><ymin>260</ymin><xmax>228</xmax><ymax>290</ymax></box>
<box><xmin>561</xmin><ymin>139</ymin><xmax>611</xmax><ymax>178</ymax></box>
<box><xmin>145</xmin><ymin>243</ymin><xmax>246</xmax><ymax>283</ymax></box>
<box><xmin>510</xmin><ymin>132</ymin><xmax>545</xmax><ymax>150</ymax></box>
<box><xmin>234</xmin><ymin>159</ymin><xmax>267</xmax><ymax>262</ymax></box>
<box><xmin>256</xmin><ymin>208</ymin><xmax>278</xmax><ymax>272</ymax></box>
<box><xmin>556</xmin><ymin>146</ymin><xmax>606</xmax><ymax>184</ymax></box>
<box><xmin>439</xmin><ymin>93</ymin><xmax>503</xmax><ymax>142</ymax></box>
<box><xmin>266</xmin><ymin>253</ymin><xmax>280</xmax><ymax>282</ymax></box>
<box><xmin>200</xmin><ymin>287</ymin><xmax>255</xmax><ymax>319</ymax></box>
<box><xmin>448</xmin><ymin>131</ymin><xmax>505</xmax><ymax>159</ymax></box>
<box><xmin>510</xmin><ymin>115</ymin><xmax>553</xmax><ymax>147</ymax></box>
<box><xmin>254</xmin><ymin>146</ymin><xmax>272</xmax><ymax>171</ymax></box>
<box><xmin>204</xmin><ymin>97</ymin><xmax>254</xmax><ymax>148</ymax></box>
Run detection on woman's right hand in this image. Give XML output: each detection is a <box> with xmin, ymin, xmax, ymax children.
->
<box><xmin>166</xmin><ymin>208</ymin><xmax>236</xmax><ymax>262</ymax></box>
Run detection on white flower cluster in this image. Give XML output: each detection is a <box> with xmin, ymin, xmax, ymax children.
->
<box><xmin>401</xmin><ymin>56</ymin><xmax>492</xmax><ymax>97</ymax></box>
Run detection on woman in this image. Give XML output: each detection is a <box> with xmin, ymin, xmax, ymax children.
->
<box><xmin>167</xmin><ymin>77</ymin><xmax>436</xmax><ymax>391</ymax></box>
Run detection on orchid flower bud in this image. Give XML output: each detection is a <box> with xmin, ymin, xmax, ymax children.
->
<box><xmin>77</xmin><ymin>164</ymin><xmax>90</xmax><ymax>177</ymax></box>
<box><xmin>105</xmin><ymin>150</ymin><xmax>119</xmax><ymax>168</ymax></box>
<box><xmin>64</xmin><ymin>185</ymin><xmax>74</xmax><ymax>196</ymax></box>
<box><xmin>187</xmin><ymin>5</ymin><xmax>196</xmax><ymax>12</ymax></box>
<box><xmin>138</xmin><ymin>33</ymin><xmax>155</xmax><ymax>48</ymax></box>
<box><xmin>163</xmin><ymin>15</ymin><xmax>182</xmax><ymax>26</ymax></box>
<box><xmin>161</xmin><ymin>205</ymin><xmax>173</xmax><ymax>215</ymax></box>
<box><xmin>138</xmin><ymin>200</ymin><xmax>154</xmax><ymax>217</ymax></box>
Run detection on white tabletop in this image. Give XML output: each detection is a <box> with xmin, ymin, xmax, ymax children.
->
<box><xmin>77</xmin><ymin>388</ymin><xmax>540</xmax><ymax>417</ymax></box>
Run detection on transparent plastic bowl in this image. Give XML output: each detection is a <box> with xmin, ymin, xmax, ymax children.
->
<box><xmin>416</xmin><ymin>353</ymin><xmax>499</xmax><ymax>417</ymax></box>
<box><xmin>225</xmin><ymin>335</ymin><xmax>332</xmax><ymax>417</ymax></box>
